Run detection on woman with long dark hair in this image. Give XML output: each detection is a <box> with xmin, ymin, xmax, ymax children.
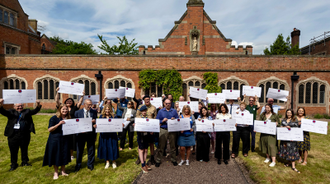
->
<box><xmin>196</xmin><ymin>107</ymin><xmax>212</xmax><ymax>162</ymax></box>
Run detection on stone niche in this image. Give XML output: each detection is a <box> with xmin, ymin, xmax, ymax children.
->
<box><xmin>190</xmin><ymin>26</ymin><xmax>200</xmax><ymax>55</ymax></box>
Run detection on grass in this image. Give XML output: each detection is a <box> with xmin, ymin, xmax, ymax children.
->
<box><xmin>236</xmin><ymin>126</ymin><xmax>330</xmax><ymax>184</ymax></box>
<box><xmin>0</xmin><ymin>115</ymin><xmax>141</xmax><ymax>184</ymax></box>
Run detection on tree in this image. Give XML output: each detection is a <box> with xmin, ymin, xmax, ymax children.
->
<box><xmin>49</xmin><ymin>36</ymin><xmax>97</xmax><ymax>54</ymax></box>
<box><xmin>98</xmin><ymin>35</ymin><xmax>138</xmax><ymax>55</ymax></box>
<box><xmin>203</xmin><ymin>72</ymin><xmax>221</xmax><ymax>93</ymax></box>
<box><xmin>264</xmin><ymin>34</ymin><xmax>300</xmax><ymax>55</ymax></box>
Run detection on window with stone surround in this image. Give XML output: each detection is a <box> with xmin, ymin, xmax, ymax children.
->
<box><xmin>257</xmin><ymin>77</ymin><xmax>289</xmax><ymax>104</ymax></box>
<box><xmin>183</xmin><ymin>76</ymin><xmax>206</xmax><ymax>100</ymax></box>
<box><xmin>34</xmin><ymin>76</ymin><xmax>60</xmax><ymax>100</ymax></box>
<box><xmin>298</xmin><ymin>78</ymin><xmax>327</xmax><ymax>105</ymax></box>
<box><xmin>71</xmin><ymin>76</ymin><xmax>97</xmax><ymax>99</ymax></box>
<box><xmin>104</xmin><ymin>75</ymin><xmax>135</xmax><ymax>94</ymax></box>
<box><xmin>219</xmin><ymin>76</ymin><xmax>248</xmax><ymax>101</ymax></box>
<box><xmin>0</xmin><ymin>75</ymin><xmax>27</xmax><ymax>98</ymax></box>
<box><xmin>0</xmin><ymin>6</ymin><xmax>17</xmax><ymax>27</ymax></box>
<box><xmin>4</xmin><ymin>42</ymin><xmax>20</xmax><ymax>55</ymax></box>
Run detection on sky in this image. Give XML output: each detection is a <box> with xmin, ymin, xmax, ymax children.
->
<box><xmin>19</xmin><ymin>0</ymin><xmax>330</xmax><ymax>54</ymax></box>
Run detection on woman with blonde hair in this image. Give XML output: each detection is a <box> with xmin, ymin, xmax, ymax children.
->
<box><xmin>43</xmin><ymin>104</ymin><xmax>71</xmax><ymax>180</ymax></box>
<box><xmin>97</xmin><ymin>104</ymin><xmax>119</xmax><ymax>169</ymax></box>
<box><xmin>177</xmin><ymin>105</ymin><xmax>195</xmax><ymax>166</ymax></box>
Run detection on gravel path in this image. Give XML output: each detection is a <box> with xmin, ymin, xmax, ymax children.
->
<box><xmin>135</xmin><ymin>145</ymin><xmax>254</xmax><ymax>184</ymax></box>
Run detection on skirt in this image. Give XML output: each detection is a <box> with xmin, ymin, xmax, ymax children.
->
<box><xmin>98</xmin><ymin>133</ymin><xmax>119</xmax><ymax>161</ymax></box>
<box><xmin>137</xmin><ymin>132</ymin><xmax>149</xmax><ymax>150</ymax></box>
<box><xmin>259</xmin><ymin>133</ymin><xmax>277</xmax><ymax>157</ymax></box>
<box><xmin>177</xmin><ymin>134</ymin><xmax>195</xmax><ymax>147</ymax></box>
<box><xmin>279</xmin><ymin>141</ymin><xmax>300</xmax><ymax>161</ymax></box>
<box><xmin>297</xmin><ymin>132</ymin><xmax>311</xmax><ymax>151</ymax></box>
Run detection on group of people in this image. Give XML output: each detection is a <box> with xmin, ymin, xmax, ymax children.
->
<box><xmin>0</xmin><ymin>90</ymin><xmax>312</xmax><ymax>180</ymax></box>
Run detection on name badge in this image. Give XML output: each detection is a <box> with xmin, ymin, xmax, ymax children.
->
<box><xmin>253</xmin><ymin>108</ymin><xmax>255</xmax><ymax>111</ymax></box>
<box><xmin>14</xmin><ymin>123</ymin><xmax>20</xmax><ymax>130</ymax></box>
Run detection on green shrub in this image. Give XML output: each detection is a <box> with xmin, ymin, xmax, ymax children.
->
<box><xmin>323</xmin><ymin>114</ymin><xmax>330</xmax><ymax>119</ymax></box>
<box><xmin>314</xmin><ymin>114</ymin><xmax>324</xmax><ymax>119</ymax></box>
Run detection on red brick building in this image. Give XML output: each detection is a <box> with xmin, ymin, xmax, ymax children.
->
<box><xmin>0</xmin><ymin>0</ymin><xmax>329</xmax><ymax>116</ymax></box>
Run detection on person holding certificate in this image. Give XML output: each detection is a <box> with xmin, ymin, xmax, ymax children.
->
<box><xmin>232</xmin><ymin>102</ymin><xmax>250</xmax><ymax>158</ymax></box>
<box><xmin>296</xmin><ymin>107</ymin><xmax>310</xmax><ymax>166</ymax></box>
<box><xmin>0</xmin><ymin>99</ymin><xmax>41</xmax><ymax>171</ymax></box>
<box><xmin>177</xmin><ymin>105</ymin><xmax>196</xmax><ymax>166</ymax></box>
<box><xmin>42</xmin><ymin>105</ymin><xmax>71</xmax><ymax>180</ymax></box>
<box><xmin>278</xmin><ymin>109</ymin><xmax>301</xmax><ymax>173</ymax></box>
<box><xmin>119</xmin><ymin>101</ymin><xmax>136</xmax><ymax>151</ymax></box>
<box><xmin>259</xmin><ymin>104</ymin><xmax>280</xmax><ymax>167</ymax></box>
<box><xmin>209</xmin><ymin>104</ymin><xmax>218</xmax><ymax>154</ymax></box>
<box><xmin>135</xmin><ymin>105</ymin><xmax>152</xmax><ymax>173</ymax></box>
<box><xmin>74</xmin><ymin>99</ymin><xmax>97</xmax><ymax>172</ymax></box>
<box><xmin>55</xmin><ymin>87</ymin><xmax>84</xmax><ymax>160</ymax></box>
<box><xmin>196</xmin><ymin>107</ymin><xmax>212</xmax><ymax>162</ymax></box>
<box><xmin>113</xmin><ymin>97</ymin><xmax>129</xmax><ymax>118</ymax></box>
<box><xmin>97</xmin><ymin>104</ymin><xmax>119</xmax><ymax>169</ymax></box>
<box><xmin>99</xmin><ymin>96</ymin><xmax>115</xmax><ymax>112</ymax></box>
<box><xmin>155</xmin><ymin>99</ymin><xmax>179</xmax><ymax>167</ymax></box>
<box><xmin>215</xmin><ymin>104</ymin><xmax>235</xmax><ymax>165</ymax></box>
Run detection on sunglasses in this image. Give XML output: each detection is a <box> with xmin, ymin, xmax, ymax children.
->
<box><xmin>128</xmin><ymin>103</ymin><xmax>132</xmax><ymax>105</ymax></box>
<box><xmin>249</xmin><ymin>100</ymin><xmax>254</xmax><ymax>101</ymax></box>
<box><xmin>165</xmin><ymin>103</ymin><xmax>171</xmax><ymax>105</ymax></box>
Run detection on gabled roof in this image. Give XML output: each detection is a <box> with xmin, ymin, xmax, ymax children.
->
<box><xmin>41</xmin><ymin>34</ymin><xmax>57</xmax><ymax>46</ymax></box>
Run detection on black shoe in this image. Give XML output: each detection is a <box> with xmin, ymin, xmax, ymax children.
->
<box><xmin>224</xmin><ymin>160</ymin><xmax>228</xmax><ymax>165</ymax></box>
<box><xmin>155</xmin><ymin>163</ymin><xmax>160</xmax><ymax>167</ymax></box>
<box><xmin>149</xmin><ymin>158</ymin><xmax>156</xmax><ymax>165</ymax></box>
<box><xmin>251</xmin><ymin>148</ymin><xmax>255</xmax><ymax>152</ymax></box>
<box><xmin>163</xmin><ymin>152</ymin><xmax>166</xmax><ymax>157</ymax></box>
<box><xmin>21</xmin><ymin>162</ymin><xmax>32</xmax><ymax>166</ymax></box>
<box><xmin>74</xmin><ymin>165</ymin><xmax>81</xmax><ymax>172</ymax></box>
<box><xmin>9</xmin><ymin>165</ymin><xmax>18</xmax><ymax>171</ymax></box>
<box><xmin>218</xmin><ymin>159</ymin><xmax>221</xmax><ymax>165</ymax></box>
<box><xmin>172</xmin><ymin>162</ymin><xmax>178</xmax><ymax>166</ymax></box>
<box><xmin>88</xmin><ymin>165</ymin><xmax>94</xmax><ymax>171</ymax></box>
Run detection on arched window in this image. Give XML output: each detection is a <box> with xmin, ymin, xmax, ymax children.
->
<box><xmin>219</xmin><ymin>76</ymin><xmax>249</xmax><ymax>101</ymax></box>
<box><xmin>257</xmin><ymin>77</ymin><xmax>289</xmax><ymax>104</ymax></box>
<box><xmin>183</xmin><ymin>76</ymin><xmax>205</xmax><ymax>100</ymax></box>
<box><xmin>0</xmin><ymin>75</ymin><xmax>27</xmax><ymax>98</ymax></box>
<box><xmin>34</xmin><ymin>75</ymin><xmax>60</xmax><ymax>100</ymax></box>
<box><xmin>104</xmin><ymin>75</ymin><xmax>135</xmax><ymax>95</ymax></box>
<box><xmin>297</xmin><ymin>78</ymin><xmax>327</xmax><ymax>105</ymax></box>
<box><xmin>71</xmin><ymin>75</ymin><xmax>97</xmax><ymax>99</ymax></box>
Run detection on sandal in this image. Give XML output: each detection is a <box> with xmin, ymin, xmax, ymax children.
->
<box><xmin>301</xmin><ymin>162</ymin><xmax>307</xmax><ymax>165</ymax></box>
<box><xmin>243</xmin><ymin>154</ymin><xmax>248</xmax><ymax>157</ymax></box>
<box><xmin>284</xmin><ymin>164</ymin><xmax>290</xmax><ymax>167</ymax></box>
<box><xmin>292</xmin><ymin>167</ymin><xmax>301</xmax><ymax>173</ymax></box>
<box><xmin>231</xmin><ymin>154</ymin><xmax>236</xmax><ymax>158</ymax></box>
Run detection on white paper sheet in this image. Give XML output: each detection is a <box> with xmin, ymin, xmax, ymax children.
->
<box><xmin>277</xmin><ymin>127</ymin><xmax>303</xmax><ymax>142</ymax></box>
<box><xmin>106</xmin><ymin>88</ymin><xmax>125</xmax><ymax>99</ymax></box>
<box><xmin>82</xmin><ymin>95</ymin><xmax>100</xmax><ymax>105</ymax></box>
<box><xmin>242</xmin><ymin>86</ymin><xmax>261</xmax><ymax>97</ymax></box>
<box><xmin>222</xmin><ymin>90</ymin><xmax>240</xmax><ymax>100</ymax></box>
<box><xmin>254</xmin><ymin>120</ymin><xmax>277</xmax><ymax>135</ymax></box>
<box><xmin>62</xmin><ymin>118</ymin><xmax>92</xmax><ymax>135</ymax></box>
<box><xmin>134</xmin><ymin>118</ymin><xmax>160</xmax><ymax>132</ymax></box>
<box><xmin>167</xmin><ymin>118</ymin><xmax>191</xmax><ymax>132</ymax></box>
<box><xmin>149</xmin><ymin>97</ymin><xmax>163</xmax><ymax>108</ymax></box>
<box><xmin>207</xmin><ymin>93</ymin><xmax>226</xmax><ymax>104</ymax></box>
<box><xmin>196</xmin><ymin>119</ymin><xmax>213</xmax><ymax>132</ymax></box>
<box><xmin>119</xmin><ymin>87</ymin><xmax>135</xmax><ymax>98</ymax></box>
<box><xmin>2</xmin><ymin>89</ymin><xmax>36</xmax><ymax>104</ymax></box>
<box><xmin>301</xmin><ymin>119</ymin><xmax>328</xmax><ymax>135</ymax></box>
<box><xmin>190</xmin><ymin>87</ymin><xmax>208</xmax><ymax>100</ymax></box>
<box><xmin>179</xmin><ymin>101</ymin><xmax>199</xmax><ymax>113</ymax></box>
<box><xmin>214</xmin><ymin>119</ymin><xmax>237</xmax><ymax>132</ymax></box>
<box><xmin>232</xmin><ymin>111</ymin><xmax>254</xmax><ymax>125</ymax></box>
<box><xmin>96</xmin><ymin>119</ymin><xmax>123</xmax><ymax>133</ymax></box>
<box><xmin>58</xmin><ymin>81</ymin><xmax>84</xmax><ymax>96</ymax></box>
<box><xmin>266</xmin><ymin>88</ymin><xmax>289</xmax><ymax>102</ymax></box>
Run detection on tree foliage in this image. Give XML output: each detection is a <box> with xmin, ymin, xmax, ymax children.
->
<box><xmin>263</xmin><ymin>34</ymin><xmax>300</xmax><ymax>55</ymax></box>
<box><xmin>50</xmin><ymin>36</ymin><xmax>97</xmax><ymax>54</ymax></box>
<box><xmin>139</xmin><ymin>69</ymin><xmax>183</xmax><ymax>101</ymax></box>
<box><xmin>203</xmin><ymin>72</ymin><xmax>222</xmax><ymax>93</ymax></box>
<box><xmin>98</xmin><ymin>35</ymin><xmax>138</xmax><ymax>55</ymax></box>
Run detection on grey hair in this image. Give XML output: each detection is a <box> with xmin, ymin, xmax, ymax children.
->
<box><xmin>84</xmin><ymin>99</ymin><xmax>92</xmax><ymax>103</ymax></box>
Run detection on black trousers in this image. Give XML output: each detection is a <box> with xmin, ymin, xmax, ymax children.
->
<box><xmin>250</xmin><ymin>125</ymin><xmax>256</xmax><ymax>150</ymax></box>
<box><xmin>196</xmin><ymin>132</ymin><xmax>210</xmax><ymax>162</ymax></box>
<box><xmin>120</xmin><ymin>127</ymin><xmax>134</xmax><ymax>149</ymax></box>
<box><xmin>215</xmin><ymin>132</ymin><xmax>230</xmax><ymax>161</ymax></box>
<box><xmin>232</xmin><ymin>127</ymin><xmax>250</xmax><ymax>155</ymax></box>
<box><xmin>8</xmin><ymin>131</ymin><xmax>31</xmax><ymax>166</ymax></box>
<box><xmin>76</xmin><ymin>133</ymin><xmax>95</xmax><ymax>168</ymax></box>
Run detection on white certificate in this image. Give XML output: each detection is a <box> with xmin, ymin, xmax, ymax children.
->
<box><xmin>214</xmin><ymin>119</ymin><xmax>237</xmax><ymax>132</ymax></box>
<box><xmin>119</xmin><ymin>87</ymin><xmax>135</xmax><ymax>98</ymax></box>
<box><xmin>189</xmin><ymin>87</ymin><xmax>208</xmax><ymax>100</ymax></box>
<box><xmin>242</xmin><ymin>86</ymin><xmax>261</xmax><ymax>97</ymax></box>
<box><xmin>168</xmin><ymin>118</ymin><xmax>191</xmax><ymax>132</ymax></box>
<box><xmin>222</xmin><ymin>90</ymin><xmax>240</xmax><ymax>100</ymax></box>
<box><xmin>123</xmin><ymin>120</ymin><xmax>131</xmax><ymax>129</ymax></box>
<box><xmin>106</xmin><ymin>88</ymin><xmax>125</xmax><ymax>99</ymax></box>
<box><xmin>62</xmin><ymin>118</ymin><xmax>93</xmax><ymax>136</ymax></box>
<box><xmin>232</xmin><ymin>111</ymin><xmax>253</xmax><ymax>125</ymax></box>
<box><xmin>196</xmin><ymin>119</ymin><xmax>213</xmax><ymax>132</ymax></box>
<box><xmin>266</xmin><ymin>88</ymin><xmax>289</xmax><ymax>102</ymax></box>
<box><xmin>58</xmin><ymin>81</ymin><xmax>84</xmax><ymax>96</ymax></box>
<box><xmin>207</xmin><ymin>93</ymin><xmax>226</xmax><ymax>104</ymax></box>
<box><xmin>82</xmin><ymin>95</ymin><xmax>100</xmax><ymax>105</ymax></box>
<box><xmin>96</xmin><ymin>119</ymin><xmax>123</xmax><ymax>133</ymax></box>
<box><xmin>179</xmin><ymin>101</ymin><xmax>198</xmax><ymax>113</ymax></box>
<box><xmin>301</xmin><ymin>119</ymin><xmax>328</xmax><ymax>135</ymax></box>
<box><xmin>149</xmin><ymin>97</ymin><xmax>163</xmax><ymax>108</ymax></box>
<box><xmin>134</xmin><ymin>118</ymin><xmax>160</xmax><ymax>132</ymax></box>
<box><xmin>2</xmin><ymin>89</ymin><xmax>36</xmax><ymax>104</ymax></box>
<box><xmin>277</xmin><ymin>127</ymin><xmax>303</xmax><ymax>142</ymax></box>
<box><xmin>254</xmin><ymin>120</ymin><xmax>277</xmax><ymax>135</ymax></box>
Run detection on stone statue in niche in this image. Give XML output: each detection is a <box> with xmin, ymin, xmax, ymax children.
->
<box><xmin>192</xmin><ymin>36</ymin><xmax>198</xmax><ymax>51</ymax></box>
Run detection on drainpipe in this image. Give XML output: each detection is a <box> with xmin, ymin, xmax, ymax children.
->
<box><xmin>291</xmin><ymin>72</ymin><xmax>299</xmax><ymax>109</ymax></box>
<box><xmin>95</xmin><ymin>71</ymin><xmax>103</xmax><ymax>101</ymax></box>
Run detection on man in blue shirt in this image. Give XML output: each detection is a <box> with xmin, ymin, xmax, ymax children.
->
<box><xmin>113</xmin><ymin>98</ymin><xmax>129</xmax><ymax>118</ymax></box>
<box><xmin>155</xmin><ymin>99</ymin><xmax>179</xmax><ymax>167</ymax></box>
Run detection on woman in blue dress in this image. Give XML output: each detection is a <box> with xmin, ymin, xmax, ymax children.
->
<box><xmin>97</xmin><ymin>104</ymin><xmax>119</xmax><ymax>169</ymax></box>
<box><xmin>43</xmin><ymin>104</ymin><xmax>71</xmax><ymax>180</ymax></box>
<box><xmin>177</xmin><ymin>105</ymin><xmax>195</xmax><ymax>166</ymax></box>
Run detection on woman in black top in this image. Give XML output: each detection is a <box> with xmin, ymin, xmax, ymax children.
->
<box><xmin>43</xmin><ymin>104</ymin><xmax>71</xmax><ymax>180</ymax></box>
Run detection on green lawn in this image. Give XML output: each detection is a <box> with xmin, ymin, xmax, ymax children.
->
<box><xmin>237</xmin><ymin>126</ymin><xmax>330</xmax><ymax>184</ymax></box>
<box><xmin>0</xmin><ymin>115</ymin><xmax>141</xmax><ymax>184</ymax></box>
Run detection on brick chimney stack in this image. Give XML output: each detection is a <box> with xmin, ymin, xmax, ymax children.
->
<box><xmin>291</xmin><ymin>28</ymin><xmax>301</xmax><ymax>47</ymax></box>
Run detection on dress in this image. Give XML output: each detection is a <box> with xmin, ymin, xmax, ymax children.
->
<box><xmin>259</xmin><ymin>113</ymin><xmax>280</xmax><ymax>157</ymax></box>
<box><xmin>196</xmin><ymin>116</ymin><xmax>212</xmax><ymax>162</ymax></box>
<box><xmin>177</xmin><ymin>115</ymin><xmax>195</xmax><ymax>147</ymax></box>
<box><xmin>97</xmin><ymin>115</ymin><xmax>119</xmax><ymax>161</ymax></box>
<box><xmin>43</xmin><ymin>115</ymin><xmax>71</xmax><ymax>167</ymax></box>
<box><xmin>296</xmin><ymin>116</ymin><xmax>311</xmax><ymax>151</ymax></box>
<box><xmin>278</xmin><ymin>118</ymin><xmax>300</xmax><ymax>161</ymax></box>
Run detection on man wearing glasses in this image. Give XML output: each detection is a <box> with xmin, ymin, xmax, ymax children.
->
<box><xmin>155</xmin><ymin>99</ymin><xmax>179</xmax><ymax>167</ymax></box>
<box><xmin>243</xmin><ymin>95</ymin><xmax>260</xmax><ymax>152</ymax></box>
<box><xmin>260</xmin><ymin>98</ymin><xmax>287</xmax><ymax>114</ymax></box>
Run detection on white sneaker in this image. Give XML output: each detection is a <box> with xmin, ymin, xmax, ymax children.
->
<box><xmin>112</xmin><ymin>162</ymin><xmax>117</xmax><ymax>169</ymax></box>
<box><xmin>71</xmin><ymin>156</ymin><xmax>75</xmax><ymax>161</ymax></box>
<box><xmin>105</xmin><ymin>162</ymin><xmax>110</xmax><ymax>169</ymax></box>
<box><xmin>269</xmin><ymin>162</ymin><xmax>276</xmax><ymax>167</ymax></box>
<box><xmin>178</xmin><ymin>160</ymin><xmax>185</xmax><ymax>166</ymax></box>
<box><xmin>200</xmin><ymin>160</ymin><xmax>203</xmax><ymax>162</ymax></box>
<box><xmin>264</xmin><ymin>158</ymin><xmax>270</xmax><ymax>163</ymax></box>
<box><xmin>186</xmin><ymin>160</ymin><xmax>189</xmax><ymax>166</ymax></box>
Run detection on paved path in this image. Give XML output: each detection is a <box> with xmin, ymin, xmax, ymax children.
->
<box><xmin>135</xmin><ymin>147</ymin><xmax>254</xmax><ymax>184</ymax></box>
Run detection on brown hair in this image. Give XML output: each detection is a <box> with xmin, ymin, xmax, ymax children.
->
<box><xmin>296</xmin><ymin>107</ymin><xmax>306</xmax><ymax>117</ymax></box>
<box><xmin>56</xmin><ymin>104</ymin><xmax>71</xmax><ymax>119</ymax></box>
<box><xmin>101</xmin><ymin>104</ymin><xmax>115</xmax><ymax>118</ymax></box>
<box><xmin>261</xmin><ymin>104</ymin><xmax>275</xmax><ymax>116</ymax></box>
<box><xmin>285</xmin><ymin>109</ymin><xmax>296</xmax><ymax>121</ymax></box>
<box><xmin>182</xmin><ymin>105</ymin><xmax>192</xmax><ymax>115</ymax></box>
<box><xmin>219</xmin><ymin>104</ymin><xmax>229</xmax><ymax>114</ymax></box>
<box><xmin>240</xmin><ymin>102</ymin><xmax>247</xmax><ymax>107</ymax></box>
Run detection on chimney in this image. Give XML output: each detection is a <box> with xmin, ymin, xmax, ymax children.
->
<box><xmin>28</xmin><ymin>19</ymin><xmax>38</xmax><ymax>32</ymax></box>
<box><xmin>291</xmin><ymin>28</ymin><xmax>300</xmax><ymax>48</ymax></box>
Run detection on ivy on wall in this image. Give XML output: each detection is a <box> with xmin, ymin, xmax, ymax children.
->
<box><xmin>203</xmin><ymin>72</ymin><xmax>222</xmax><ymax>93</ymax></box>
<box><xmin>139</xmin><ymin>69</ymin><xmax>183</xmax><ymax>101</ymax></box>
